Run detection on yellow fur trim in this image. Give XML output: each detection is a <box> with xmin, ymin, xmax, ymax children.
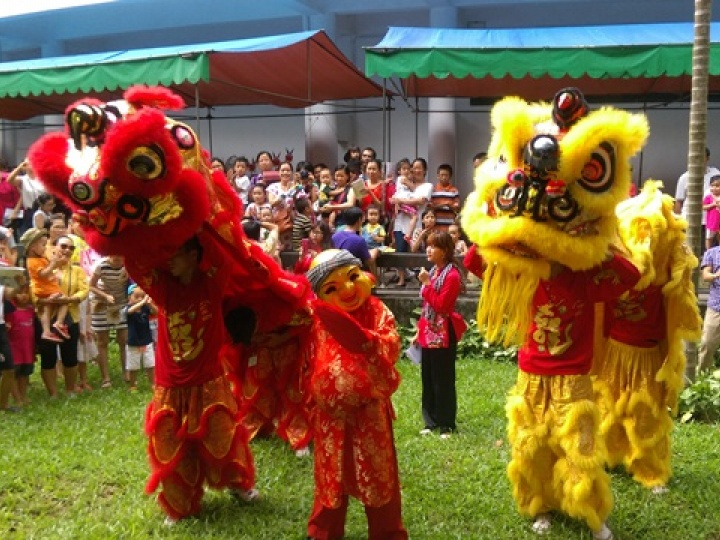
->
<box><xmin>478</xmin><ymin>264</ymin><xmax>539</xmax><ymax>346</ymax></box>
<box><xmin>593</xmin><ymin>338</ymin><xmax>674</xmax><ymax>487</ymax></box>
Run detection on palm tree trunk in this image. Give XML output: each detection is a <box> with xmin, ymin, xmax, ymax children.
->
<box><xmin>684</xmin><ymin>0</ymin><xmax>713</xmax><ymax>382</ymax></box>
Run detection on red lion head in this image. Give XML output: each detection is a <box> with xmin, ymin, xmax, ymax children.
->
<box><xmin>28</xmin><ymin>86</ymin><xmax>237</xmax><ymax>266</ymax></box>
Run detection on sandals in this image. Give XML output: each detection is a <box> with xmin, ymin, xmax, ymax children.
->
<box><xmin>532</xmin><ymin>514</ymin><xmax>551</xmax><ymax>535</ymax></box>
<box><xmin>53</xmin><ymin>323</ymin><xmax>71</xmax><ymax>340</ymax></box>
<box><xmin>101</xmin><ymin>380</ymin><xmax>112</xmax><ymax>389</ymax></box>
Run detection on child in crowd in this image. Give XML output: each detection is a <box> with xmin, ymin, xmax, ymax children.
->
<box><xmin>32</xmin><ymin>193</ymin><xmax>56</xmax><ymax>229</ymax></box>
<box><xmin>703</xmin><ymin>174</ymin><xmax>720</xmax><ymax>249</ymax></box>
<box><xmin>430</xmin><ymin>163</ymin><xmax>460</xmax><ymax>231</ymax></box>
<box><xmin>316</xmin><ymin>167</ymin><xmax>335</xmax><ymax>211</ymax></box>
<box><xmin>20</xmin><ymin>227</ymin><xmax>69</xmax><ymax>343</ymax></box>
<box><xmin>232</xmin><ymin>156</ymin><xmax>251</xmax><ymax>207</ymax></box>
<box><xmin>449</xmin><ymin>223</ymin><xmax>468</xmax><ymax>256</ymax></box>
<box><xmin>244</xmin><ymin>184</ymin><xmax>270</xmax><ymax>220</ymax></box>
<box><xmin>295</xmin><ymin>221</ymin><xmax>332</xmax><ymax>273</ymax></box>
<box><xmin>6</xmin><ymin>284</ymin><xmax>35</xmax><ymax>406</ymax></box>
<box><xmin>361</xmin><ymin>204</ymin><xmax>387</xmax><ymax>251</ymax></box>
<box><xmin>394</xmin><ymin>159</ymin><xmax>419</xmax><ymax>242</ymax></box>
<box><xmin>258</xmin><ymin>206</ymin><xmax>280</xmax><ymax>262</ymax></box>
<box><xmin>123</xmin><ymin>284</ymin><xmax>157</xmax><ymax>391</ymax></box>
<box><xmin>411</xmin><ymin>208</ymin><xmax>439</xmax><ymax>253</ymax></box>
<box><xmin>292</xmin><ymin>197</ymin><xmax>314</xmax><ymax>251</ymax></box>
<box><xmin>89</xmin><ymin>255</ymin><xmax>129</xmax><ymax>388</ymax></box>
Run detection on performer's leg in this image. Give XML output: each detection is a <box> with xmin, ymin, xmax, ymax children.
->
<box><xmin>156</xmin><ymin>449</ymin><xmax>204</xmax><ymax>521</ymax></box>
<box><xmin>624</xmin><ymin>388</ymin><xmax>673</xmax><ymax>489</ymax></box>
<box><xmin>506</xmin><ymin>387</ymin><xmax>557</xmax><ymax>519</ymax></box>
<box><xmin>202</xmin><ymin>406</ymin><xmax>255</xmax><ymax>492</ymax></box>
<box><xmin>307</xmin><ymin>494</ymin><xmax>349</xmax><ymax>540</ymax></box>
<box><xmin>365</xmin><ymin>485</ymin><xmax>408</xmax><ymax>540</ymax></box>
<box><xmin>554</xmin><ymin>395</ymin><xmax>612</xmax><ymax>534</ymax></box>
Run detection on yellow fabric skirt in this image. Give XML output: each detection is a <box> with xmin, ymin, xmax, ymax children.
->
<box><xmin>592</xmin><ymin>338</ymin><xmax>673</xmax><ymax>488</ymax></box>
<box><xmin>506</xmin><ymin>371</ymin><xmax>612</xmax><ymax>532</ymax></box>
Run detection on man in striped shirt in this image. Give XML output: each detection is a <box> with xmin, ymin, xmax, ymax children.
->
<box><xmin>430</xmin><ymin>163</ymin><xmax>460</xmax><ymax>231</ymax></box>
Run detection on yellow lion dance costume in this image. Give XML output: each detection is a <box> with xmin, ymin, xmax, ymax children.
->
<box><xmin>462</xmin><ymin>88</ymin><xmax>648</xmax><ymax>539</ymax></box>
<box><xmin>592</xmin><ymin>180</ymin><xmax>701</xmax><ymax>491</ymax></box>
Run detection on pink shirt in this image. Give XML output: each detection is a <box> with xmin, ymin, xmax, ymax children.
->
<box><xmin>703</xmin><ymin>193</ymin><xmax>720</xmax><ymax>232</ymax></box>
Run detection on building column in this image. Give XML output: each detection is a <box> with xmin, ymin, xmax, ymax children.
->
<box><xmin>428</xmin><ymin>8</ymin><xmax>458</xmax><ymax>183</ymax></box>
<box><xmin>305</xmin><ymin>14</ymin><xmax>339</xmax><ymax>167</ymax></box>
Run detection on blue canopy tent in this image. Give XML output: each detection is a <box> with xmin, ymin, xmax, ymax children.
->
<box><xmin>366</xmin><ymin>23</ymin><xmax>720</xmax><ymax>102</ymax></box>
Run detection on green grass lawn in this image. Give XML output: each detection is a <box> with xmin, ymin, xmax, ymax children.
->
<box><xmin>1</xmin><ymin>349</ymin><xmax>720</xmax><ymax>539</ymax></box>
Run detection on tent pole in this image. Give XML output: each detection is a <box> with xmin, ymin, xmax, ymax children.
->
<box><xmin>382</xmin><ymin>78</ymin><xmax>389</xmax><ymax>163</ymax></box>
<box><xmin>194</xmin><ymin>86</ymin><xmax>213</xmax><ymax>153</ymax></box>
<box><xmin>414</xmin><ymin>96</ymin><xmax>419</xmax><ymax>158</ymax></box>
<box><xmin>388</xmin><ymin>95</ymin><xmax>392</xmax><ymax>166</ymax></box>
<box><xmin>195</xmin><ymin>86</ymin><xmax>200</xmax><ymax>132</ymax></box>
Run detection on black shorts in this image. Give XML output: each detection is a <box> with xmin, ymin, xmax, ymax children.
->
<box><xmin>15</xmin><ymin>363</ymin><xmax>34</xmax><ymax>377</ymax></box>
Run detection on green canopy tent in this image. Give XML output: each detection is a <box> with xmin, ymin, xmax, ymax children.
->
<box><xmin>0</xmin><ymin>29</ymin><xmax>386</xmax><ymax>121</ymax></box>
<box><xmin>365</xmin><ymin>23</ymin><xmax>720</xmax><ymax>102</ymax></box>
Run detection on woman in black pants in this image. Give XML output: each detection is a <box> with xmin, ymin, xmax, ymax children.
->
<box><xmin>416</xmin><ymin>231</ymin><xmax>466</xmax><ymax>439</ymax></box>
<box><xmin>33</xmin><ymin>235</ymin><xmax>89</xmax><ymax>397</ymax></box>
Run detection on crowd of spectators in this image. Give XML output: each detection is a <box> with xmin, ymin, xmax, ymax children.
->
<box><xmin>230</xmin><ymin>147</ymin><xmax>469</xmax><ymax>287</ymax></box>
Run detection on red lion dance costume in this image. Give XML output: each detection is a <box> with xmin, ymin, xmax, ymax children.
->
<box><xmin>462</xmin><ymin>88</ymin><xmax>647</xmax><ymax>539</ymax></box>
<box><xmin>28</xmin><ymin>86</ymin><xmax>313</xmax><ymax>521</ymax></box>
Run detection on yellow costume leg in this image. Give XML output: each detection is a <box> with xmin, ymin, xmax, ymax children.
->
<box><xmin>553</xmin><ymin>395</ymin><xmax>612</xmax><ymax>532</ymax></box>
<box><xmin>508</xmin><ymin>372</ymin><xmax>613</xmax><ymax>531</ymax></box>
<box><xmin>506</xmin><ymin>372</ymin><xmax>559</xmax><ymax>519</ymax></box>
<box><xmin>595</xmin><ymin>339</ymin><xmax>672</xmax><ymax>488</ymax></box>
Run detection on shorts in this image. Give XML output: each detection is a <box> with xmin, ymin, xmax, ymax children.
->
<box><xmin>15</xmin><ymin>363</ymin><xmax>34</xmax><ymax>377</ymax></box>
<box><xmin>393</xmin><ymin>231</ymin><xmax>410</xmax><ymax>253</ymax></box>
<box><xmin>126</xmin><ymin>344</ymin><xmax>156</xmax><ymax>371</ymax></box>
<box><xmin>91</xmin><ymin>303</ymin><xmax>128</xmax><ymax>332</ymax></box>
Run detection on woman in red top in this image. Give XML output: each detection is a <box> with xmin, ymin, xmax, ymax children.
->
<box><xmin>360</xmin><ymin>159</ymin><xmax>387</xmax><ymax>214</ymax></box>
<box><xmin>416</xmin><ymin>231</ymin><xmax>466</xmax><ymax>439</ymax></box>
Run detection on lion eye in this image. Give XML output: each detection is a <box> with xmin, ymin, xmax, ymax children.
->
<box><xmin>127</xmin><ymin>144</ymin><xmax>165</xmax><ymax>180</ymax></box>
<box><xmin>577</xmin><ymin>142</ymin><xmax>615</xmax><ymax>193</ymax></box>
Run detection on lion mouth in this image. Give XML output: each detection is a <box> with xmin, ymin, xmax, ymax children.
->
<box><xmin>497</xmin><ymin>242</ymin><xmax>541</xmax><ymax>259</ymax></box>
<box><xmin>563</xmin><ymin>217</ymin><xmax>601</xmax><ymax>236</ymax></box>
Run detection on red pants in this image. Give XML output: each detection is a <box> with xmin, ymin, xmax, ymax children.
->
<box><xmin>307</xmin><ymin>488</ymin><xmax>407</xmax><ymax>540</ymax></box>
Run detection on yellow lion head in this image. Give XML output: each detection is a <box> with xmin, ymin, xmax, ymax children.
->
<box><xmin>462</xmin><ymin>88</ymin><xmax>649</xmax><ymax>280</ymax></box>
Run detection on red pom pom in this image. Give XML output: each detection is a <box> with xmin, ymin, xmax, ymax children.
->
<box><xmin>124</xmin><ymin>85</ymin><xmax>185</xmax><ymax>111</ymax></box>
<box><xmin>546</xmin><ymin>179</ymin><xmax>566</xmax><ymax>198</ymax></box>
